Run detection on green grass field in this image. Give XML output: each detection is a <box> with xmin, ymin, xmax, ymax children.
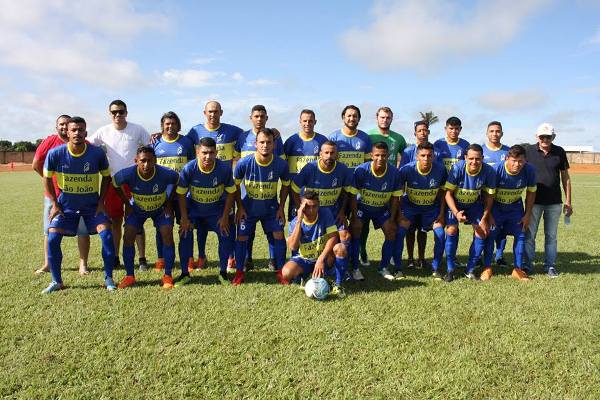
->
<box><xmin>1</xmin><ymin>171</ymin><xmax>599</xmax><ymax>399</ymax></box>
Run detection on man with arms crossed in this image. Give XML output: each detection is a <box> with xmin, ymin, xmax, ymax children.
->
<box><xmin>112</xmin><ymin>146</ymin><xmax>180</xmax><ymax>289</ymax></box>
<box><xmin>233</xmin><ymin>128</ymin><xmax>290</xmax><ymax>285</ymax></box>
<box><xmin>42</xmin><ymin>117</ymin><xmax>116</xmax><ymax>293</ymax></box>
<box><xmin>444</xmin><ymin>144</ymin><xmax>496</xmax><ymax>282</ymax></box>
<box><xmin>280</xmin><ymin>191</ymin><xmax>349</xmax><ymax>297</ymax></box>
<box><xmin>89</xmin><ymin>100</ymin><xmax>150</xmax><ymax>270</ymax></box>
<box><xmin>33</xmin><ymin>114</ymin><xmax>90</xmax><ymax>276</ymax></box>
<box><xmin>524</xmin><ymin>123</ymin><xmax>572</xmax><ymax>277</ymax></box>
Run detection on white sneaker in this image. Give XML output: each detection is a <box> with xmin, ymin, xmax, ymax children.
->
<box><xmin>394</xmin><ymin>271</ymin><xmax>405</xmax><ymax>280</ymax></box>
<box><xmin>226</xmin><ymin>266</ymin><xmax>236</xmax><ymax>274</ymax></box>
<box><xmin>379</xmin><ymin>268</ymin><xmax>394</xmax><ymax>280</ymax></box>
<box><xmin>352</xmin><ymin>268</ymin><xmax>365</xmax><ymax>281</ymax></box>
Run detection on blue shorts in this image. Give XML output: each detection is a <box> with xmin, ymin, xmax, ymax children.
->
<box><xmin>492</xmin><ymin>206</ymin><xmax>524</xmax><ymax>237</ymax></box>
<box><xmin>48</xmin><ymin>210</ymin><xmax>111</xmax><ymax>236</ymax></box>
<box><xmin>43</xmin><ymin>197</ymin><xmax>89</xmax><ymax>236</ymax></box>
<box><xmin>402</xmin><ymin>204</ymin><xmax>440</xmax><ymax>231</ymax></box>
<box><xmin>125</xmin><ymin>208</ymin><xmax>174</xmax><ymax>231</ymax></box>
<box><xmin>446</xmin><ymin>203</ymin><xmax>483</xmax><ymax>226</ymax></box>
<box><xmin>191</xmin><ymin>215</ymin><xmax>234</xmax><ymax>238</ymax></box>
<box><xmin>289</xmin><ymin>256</ymin><xmax>335</xmax><ymax>278</ymax></box>
<box><xmin>357</xmin><ymin>207</ymin><xmax>391</xmax><ymax>230</ymax></box>
<box><xmin>237</xmin><ymin>215</ymin><xmax>284</xmax><ymax>237</ymax></box>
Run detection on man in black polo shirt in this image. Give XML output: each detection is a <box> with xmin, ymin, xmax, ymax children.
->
<box><xmin>524</xmin><ymin>123</ymin><xmax>573</xmax><ymax>277</ymax></box>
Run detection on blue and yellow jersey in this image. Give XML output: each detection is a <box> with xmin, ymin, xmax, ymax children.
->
<box><xmin>288</xmin><ymin>208</ymin><xmax>337</xmax><ymax>261</ymax></box>
<box><xmin>43</xmin><ymin>144</ymin><xmax>110</xmax><ymax>213</ymax></box>
<box><xmin>112</xmin><ymin>165</ymin><xmax>179</xmax><ymax>214</ymax></box>
<box><xmin>283</xmin><ymin>132</ymin><xmax>328</xmax><ymax>175</ymax></box>
<box><xmin>399</xmin><ymin>161</ymin><xmax>447</xmax><ymax>210</ymax></box>
<box><xmin>177</xmin><ymin>159</ymin><xmax>236</xmax><ymax>218</ymax></box>
<box><xmin>445</xmin><ymin>160</ymin><xmax>496</xmax><ymax>207</ymax></box>
<box><xmin>353</xmin><ymin>161</ymin><xmax>402</xmax><ymax>213</ymax></box>
<box><xmin>433</xmin><ymin>138</ymin><xmax>470</xmax><ymax>171</ymax></box>
<box><xmin>291</xmin><ymin>161</ymin><xmax>355</xmax><ymax>216</ymax></box>
<box><xmin>234</xmin><ymin>154</ymin><xmax>290</xmax><ymax>217</ymax></box>
<box><xmin>186</xmin><ymin>123</ymin><xmax>243</xmax><ymax>167</ymax></box>
<box><xmin>153</xmin><ymin>134</ymin><xmax>196</xmax><ymax>173</ymax></box>
<box><xmin>399</xmin><ymin>144</ymin><xmax>419</xmax><ymax>168</ymax></box>
<box><xmin>328</xmin><ymin>129</ymin><xmax>371</xmax><ymax>170</ymax></box>
<box><xmin>235</xmin><ymin>129</ymin><xmax>285</xmax><ymax>159</ymax></box>
<box><xmin>482</xmin><ymin>143</ymin><xmax>509</xmax><ymax>167</ymax></box>
<box><xmin>493</xmin><ymin>161</ymin><xmax>536</xmax><ymax>210</ymax></box>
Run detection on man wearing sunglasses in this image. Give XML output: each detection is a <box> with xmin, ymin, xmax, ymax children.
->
<box><xmin>524</xmin><ymin>123</ymin><xmax>572</xmax><ymax>277</ymax></box>
<box><xmin>89</xmin><ymin>100</ymin><xmax>151</xmax><ymax>270</ymax></box>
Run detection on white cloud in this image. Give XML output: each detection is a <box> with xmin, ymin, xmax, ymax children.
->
<box><xmin>232</xmin><ymin>72</ymin><xmax>245</xmax><ymax>82</ymax></box>
<box><xmin>190</xmin><ymin>57</ymin><xmax>218</xmax><ymax>65</ymax></box>
<box><xmin>340</xmin><ymin>0</ymin><xmax>550</xmax><ymax>71</ymax></box>
<box><xmin>476</xmin><ymin>89</ymin><xmax>547</xmax><ymax>111</ymax></box>
<box><xmin>0</xmin><ymin>0</ymin><xmax>167</xmax><ymax>87</ymax></box>
<box><xmin>162</xmin><ymin>69</ymin><xmax>226</xmax><ymax>88</ymax></box>
<box><xmin>247</xmin><ymin>79</ymin><xmax>278</xmax><ymax>86</ymax></box>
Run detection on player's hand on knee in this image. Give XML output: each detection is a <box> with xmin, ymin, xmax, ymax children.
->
<box><xmin>217</xmin><ymin>217</ymin><xmax>230</xmax><ymax>236</ymax></box>
<box><xmin>49</xmin><ymin>203</ymin><xmax>64</xmax><ymax>221</ymax></box>
<box><xmin>235</xmin><ymin>208</ymin><xmax>247</xmax><ymax>225</ymax></box>
<box><xmin>456</xmin><ymin>210</ymin><xmax>467</xmax><ymax>223</ymax></box>
<box><xmin>313</xmin><ymin>261</ymin><xmax>325</xmax><ymax>278</ymax></box>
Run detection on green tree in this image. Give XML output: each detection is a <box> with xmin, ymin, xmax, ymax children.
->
<box><xmin>419</xmin><ymin>111</ymin><xmax>439</xmax><ymax>126</ymax></box>
<box><xmin>0</xmin><ymin>140</ymin><xmax>12</xmax><ymax>151</ymax></box>
<box><xmin>12</xmin><ymin>141</ymin><xmax>37</xmax><ymax>152</ymax></box>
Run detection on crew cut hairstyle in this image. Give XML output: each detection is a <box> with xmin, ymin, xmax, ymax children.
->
<box><xmin>487</xmin><ymin>120</ymin><xmax>503</xmax><ymax>130</ymax></box>
<box><xmin>507</xmin><ymin>144</ymin><xmax>526</xmax><ymax>159</ymax></box>
<box><xmin>446</xmin><ymin>116</ymin><xmax>461</xmax><ymax>127</ymax></box>
<box><xmin>68</xmin><ymin>116</ymin><xmax>86</xmax><ymax>126</ymax></box>
<box><xmin>56</xmin><ymin>114</ymin><xmax>71</xmax><ymax>122</ymax></box>
<box><xmin>320</xmin><ymin>140</ymin><xmax>337</xmax><ymax>150</ymax></box>
<box><xmin>300</xmin><ymin>109</ymin><xmax>316</xmax><ymax>119</ymax></box>
<box><xmin>160</xmin><ymin>111</ymin><xmax>181</xmax><ymax>132</ymax></box>
<box><xmin>466</xmin><ymin>143</ymin><xmax>483</xmax><ymax>155</ymax></box>
<box><xmin>199</xmin><ymin>137</ymin><xmax>217</xmax><ymax>148</ymax></box>
<box><xmin>136</xmin><ymin>145</ymin><xmax>156</xmax><ymax>156</ymax></box>
<box><xmin>302</xmin><ymin>190</ymin><xmax>320</xmax><ymax>202</ymax></box>
<box><xmin>414</xmin><ymin>120</ymin><xmax>429</xmax><ymax>131</ymax></box>
<box><xmin>109</xmin><ymin>99</ymin><xmax>127</xmax><ymax>110</ymax></box>
<box><xmin>417</xmin><ymin>142</ymin><xmax>434</xmax><ymax>152</ymax></box>
<box><xmin>376</xmin><ymin>106</ymin><xmax>393</xmax><ymax>117</ymax></box>
<box><xmin>341</xmin><ymin>105</ymin><xmax>361</xmax><ymax>119</ymax></box>
<box><xmin>256</xmin><ymin>127</ymin><xmax>274</xmax><ymax>138</ymax></box>
<box><xmin>251</xmin><ymin>104</ymin><xmax>267</xmax><ymax>114</ymax></box>
<box><xmin>372</xmin><ymin>141</ymin><xmax>389</xmax><ymax>152</ymax></box>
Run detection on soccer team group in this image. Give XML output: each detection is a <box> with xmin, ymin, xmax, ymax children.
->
<box><xmin>34</xmin><ymin>100</ymin><xmax>573</xmax><ymax>296</ymax></box>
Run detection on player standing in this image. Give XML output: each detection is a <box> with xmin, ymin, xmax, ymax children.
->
<box><xmin>112</xmin><ymin>147</ymin><xmax>180</xmax><ymax>289</ymax></box>
<box><xmin>397</xmin><ymin>142</ymin><xmax>447</xmax><ymax>279</ymax></box>
<box><xmin>232</xmin><ymin>128</ymin><xmax>290</xmax><ymax>285</ymax></box>
<box><xmin>41</xmin><ymin>117</ymin><xmax>116</xmax><ymax>293</ymax></box>
<box><xmin>443</xmin><ymin>144</ymin><xmax>496</xmax><ymax>282</ymax></box>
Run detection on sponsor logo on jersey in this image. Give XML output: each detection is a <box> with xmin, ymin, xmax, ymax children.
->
<box><xmin>332</xmin><ymin>178</ymin><xmax>338</xmax><ymax>187</ymax></box>
<box><xmin>213</xmin><ymin>177</ymin><xmax>218</xmax><ymax>187</ymax></box>
<box><xmin>430</xmin><ymin>179</ymin><xmax>437</xmax><ymax>188</ymax></box>
<box><xmin>382</xmin><ymin>182</ymin><xmax>388</xmax><ymax>191</ymax></box>
<box><xmin>268</xmin><ymin>171</ymin><xmax>273</xmax><ymax>180</ymax></box>
<box><xmin>177</xmin><ymin>146</ymin><xmax>183</xmax><ymax>155</ymax></box>
<box><xmin>152</xmin><ymin>184</ymin><xmax>159</xmax><ymax>193</ymax></box>
<box><xmin>83</xmin><ymin>162</ymin><xmax>90</xmax><ymax>172</ymax></box>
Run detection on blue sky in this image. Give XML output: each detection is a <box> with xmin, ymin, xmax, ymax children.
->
<box><xmin>1</xmin><ymin>0</ymin><xmax>599</xmax><ymax>149</ymax></box>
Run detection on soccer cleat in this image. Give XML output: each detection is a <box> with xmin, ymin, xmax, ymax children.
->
<box><xmin>161</xmin><ymin>275</ymin><xmax>174</xmax><ymax>289</ymax></box>
<box><xmin>407</xmin><ymin>259</ymin><xmax>415</xmax><ymax>269</ymax></box>
<box><xmin>244</xmin><ymin>259</ymin><xmax>254</xmax><ymax>272</ymax></box>
<box><xmin>187</xmin><ymin>257</ymin><xmax>195</xmax><ymax>273</ymax></box>
<box><xmin>495</xmin><ymin>257</ymin><xmax>508</xmax><ymax>267</ymax></box>
<box><xmin>218</xmin><ymin>270</ymin><xmax>229</xmax><ymax>284</ymax></box>
<box><xmin>174</xmin><ymin>274</ymin><xmax>191</xmax><ymax>287</ymax></box>
<box><xmin>227</xmin><ymin>257</ymin><xmax>236</xmax><ymax>269</ymax></box>
<box><xmin>480</xmin><ymin>267</ymin><xmax>493</xmax><ymax>281</ymax></box>
<box><xmin>41</xmin><ymin>281</ymin><xmax>64</xmax><ymax>294</ymax></box>
<box><xmin>444</xmin><ymin>272</ymin><xmax>455</xmax><ymax>283</ymax></box>
<box><xmin>546</xmin><ymin>267</ymin><xmax>559</xmax><ymax>278</ymax></box>
<box><xmin>379</xmin><ymin>267</ymin><xmax>395</xmax><ymax>281</ymax></box>
<box><xmin>331</xmin><ymin>285</ymin><xmax>346</xmax><ymax>298</ymax></box>
<box><xmin>511</xmin><ymin>268</ymin><xmax>530</xmax><ymax>281</ymax></box>
<box><xmin>465</xmin><ymin>271</ymin><xmax>480</xmax><ymax>281</ymax></box>
<box><xmin>275</xmin><ymin>270</ymin><xmax>289</xmax><ymax>285</ymax></box>
<box><xmin>118</xmin><ymin>275</ymin><xmax>136</xmax><ymax>289</ymax></box>
<box><xmin>232</xmin><ymin>270</ymin><xmax>245</xmax><ymax>286</ymax></box>
<box><xmin>359</xmin><ymin>254</ymin><xmax>370</xmax><ymax>267</ymax></box>
<box><xmin>154</xmin><ymin>258</ymin><xmax>165</xmax><ymax>271</ymax></box>
<box><xmin>196</xmin><ymin>256</ymin><xmax>206</xmax><ymax>270</ymax></box>
<box><xmin>138</xmin><ymin>258</ymin><xmax>149</xmax><ymax>272</ymax></box>
<box><xmin>432</xmin><ymin>271</ymin><xmax>443</xmax><ymax>281</ymax></box>
<box><xmin>393</xmin><ymin>271</ymin><xmax>405</xmax><ymax>280</ymax></box>
<box><xmin>104</xmin><ymin>277</ymin><xmax>117</xmax><ymax>291</ymax></box>
<box><xmin>352</xmin><ymin>268</ymin><xmax>365</xmax><ymax>281</ymax></box>
<box><xmin>454</xmin><ymin>260</ymin><xmax>466</xmax><ymax>269</ymax></box>
<box><xmin>268</xmin><ymin>258</ymin><xmax>276</xmax><ymax>272</ymax></box>
<box><xmin>418</xmin><ymin>259</ymin><xmax>430</xmax><ymax>270</ymax></box>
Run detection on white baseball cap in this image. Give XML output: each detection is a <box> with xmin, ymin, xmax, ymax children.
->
<box><xmin>536</xmin><ymin>123</ymin><xmax>555</xmax><ymax>137</ymax></box>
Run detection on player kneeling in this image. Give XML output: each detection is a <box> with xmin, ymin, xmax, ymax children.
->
<box><xmin>487</xmin><ymin>145</ymin><xmax>536</xmax><ymax>281</ymax></box>
<box><xmin>112</xmin><ymin>146</ymin><xmax>180</xmax><ymax>289</ymax></box>
<box><xmin>280</xmin><ymin>191</ymin><xmax>349</xmax><ymax>297</ymax></box>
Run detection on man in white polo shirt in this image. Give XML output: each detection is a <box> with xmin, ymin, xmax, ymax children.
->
<box><xmin>88</xmin><ymin>99</ymin><xmax>150</xmax><ymax>269</ymax></box>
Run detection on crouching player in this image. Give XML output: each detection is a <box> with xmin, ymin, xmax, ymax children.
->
<box><xmin>112</xmin><ymin>146</ymin><xmax>179</xmax><ymax>289</ymax></box>
<box><xmin>42</xmin><ymin>116</ymin><xmax>116</xmax><ymax>293</ymax></box>
<box><xmin>351</xmin><ymin>142</ymin><xmax>402</xmax><ymax>280</ymax></box>
<box><xmin>280</xmin><ymin>191</ymin><xmax>348</xmax><ymax>297</ymax></box>
<box><xmin>397</xmin><ymin>142</ymin><xmax>447</xmax><ymax>280</ymax></box>
<box><xmin>444</xmin><ymin>144</ymin><xmax>496</xmax><ymax>282</ymax></box>
<box><xmin>177</xmin><ymin>137</ymin><xmax>236</xmax><ymax>284</ymax></box>
<box><xmin>487</xmin><ymin>145</ymin><xmax>536</xmax><ymax>281</ymax></box>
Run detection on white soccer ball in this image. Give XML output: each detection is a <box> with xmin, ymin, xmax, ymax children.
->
<box><xmin>304</xmin><ymin>278</ymin><xmax>330</xmax><ymax>300</ymax></box>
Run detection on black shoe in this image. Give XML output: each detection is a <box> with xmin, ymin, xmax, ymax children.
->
<box><xmin>444</xmin><ymin>272</ymin><xmax>454</xmax><ymax>282</ymax></box>
<box><xmin>495</xmin><ymin>257</ymin><xmax>508</xmax><ymax>267</ymax></box>
<box><xmin>218</xmin><ymin>270</ymin><xmax>229</xmax><ymax>284</ymax></box>
<box><xmin>465</xmin><ymin>271</ymin><xmax>480</xmax><ymax>281</ymax></box>
<box><xmin>407</xmin><ymin>259</ymin><xmax>415</xmax><ymax>269</ymax></box>
<box><xmin>418</xmin><ymin>259</ymin><xmax>429</xmax><ymax>270</ymax></box>
<box><xmin>244</xmin><ymin>259</ymin><xmax>254</xmax><ymax>272</ymax></box>
<box><xmin>138</xmin><ymin>257</ymin><xmax>148</xmax><ymax>272</ymax></box>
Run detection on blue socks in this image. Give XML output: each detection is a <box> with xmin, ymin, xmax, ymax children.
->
<box><xmin>178</xmin><ymin>230</ymin><xmax>193</xmax><ymax>274</ymax></box>
<box><xmin>163</xmin><ymin>244</ymin><xmax>175</xmax><ymax>276</ymax></box>
<box><xmin>467</xmin><ymin>236</ymin><xmax>486</xmax><ymax>273</ymax></box>
<box><xmin>334</xmin><ymin>256</ymin><xmax>348</xmax><ymax>286</ymax></box>
<box><xmin>273</xmin><ymin>238</ymin><xmax>286</xmax><ymax>270</ymax></box>
<box><xmin>234</xmin><ymin>240</ymin><xmax>247</xmax><ymax>272</ymax></box>
<box><xmin>513</xmin><ymin>231</ymin><xmax>526</xmax><ymax>268</ymax></box>
<box><xmin>99</xmin><ymin>229</ymin><xmax>115</xmax><ymax>279</ymax></box>
<box><xmin>445</xmin><ymin>231</ymin><xmax>458</xmax><ymax>273</ymax></box>
<box><xmin>393</xmin><ymin>226</ymin><xmax>408</xmax><ymax>269</ymax></box>
<box><xmin>123</xmin><ymin>244</ymin><xmax>136</xmax><ymax>276</ymax></box>
<box><xmin>196</xmin><ymin>227</ymin><xmax>207</xmax><ymax>259</ymax></box>
<box><xmin>432</xmin><ymin>227</ymin><xmax>445</xmax><ymax>271</ymax></box>
<box><xmin>218</xmin><ymin>231</ymin><xmax>235</xmax><ymax>272</ymax></box>
<box><xmin>350</xmin><ymin>238</ymin><xmax>360</xmax><ymax>270</ymax></box>
<box><xmin>380</xmin><ymin>239</ymin><xmax>395</xmax><ymax>271</ymax></box>
<box><xmin>47</xmin><ymin>232</ymin><xmax>63</xmax><ymax>284</ymax></box>
<box><xmin>156</xmin><ymin>230</ymin><xmax>163</xmax><ymax>258</ymax></box>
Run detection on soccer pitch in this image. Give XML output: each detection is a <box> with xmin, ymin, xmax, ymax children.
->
<box><xmin>1</xmin><ymin>172</ymin><xmax>599</xmax><ymax>399</ymax></box>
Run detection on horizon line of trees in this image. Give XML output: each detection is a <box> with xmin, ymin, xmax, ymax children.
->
<box><xmin>0</xmin><ymin>139</ymin><xmax>42</xmax><ymax>152</ymax></box>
